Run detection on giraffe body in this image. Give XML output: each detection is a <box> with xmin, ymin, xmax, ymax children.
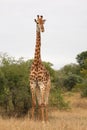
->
<box><xmin>29</xmin><ymin>15</ymin><xmax>51</xmax><ymax>121</ymax></box>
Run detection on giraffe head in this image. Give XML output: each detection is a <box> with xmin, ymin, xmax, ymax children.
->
<box><xmin>34</xmin><ymin>15</ymin><xmax>46</xmax><ymax>32</ymax></box>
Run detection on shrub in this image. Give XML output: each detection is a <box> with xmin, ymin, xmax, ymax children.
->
<box><xmin>63</xmin><ymin>74</ymin><xmax>82</xmax><ymax>91</ymax></box>
<box><xmin>81</xmin><ymin>80</ymin><xmax>87</xmax><ymax>97</ymax></box>
<box><xmin>49</xmin><ymin>88</ymin><xmax>69</xmax><ymax>110</ymax></box>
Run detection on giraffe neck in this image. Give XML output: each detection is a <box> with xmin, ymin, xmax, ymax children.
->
<box><xmin>34</xmin><ymin>27</ymin><xmax>41</xmax><ymax>64</ymax></box>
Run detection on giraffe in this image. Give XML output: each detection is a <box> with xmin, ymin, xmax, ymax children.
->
<box><xmin>29</xmin><ymin>15</ymin><xmax>51</xmax><ymax>122</ymax></box>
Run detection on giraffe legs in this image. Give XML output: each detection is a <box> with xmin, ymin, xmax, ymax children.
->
<box><xmin>38</xmin><ymin>104</ymin><xmax>48</xmax><ymax>122</ymax></box>
<box><xmin>37</xmin><ymin>82</ymin><xmax>49</xmax><ymax>122</ymax></box>
<box><xmin>30</xmin><ymin>82</ymin><xmax>36</xmax><ymax>120</ymax></box>
<box><xmin>31</xmin><ymin>105</ymin><xmax>35</xmax><ymax>119</ymax></box>
<box><xmin>40</xmin><ymin>104</ymin><xmax>45</xmax><ymax>121</ymax></box>
<box><xmin>30</xmin><ymin>81</ymin><xmax>50</xmax><ymax>122</ymax></box>
<box><xmin>45</xmin><ymin>105</ymin><xmax>48</xmax><ymax>122</ymax></box>
<box><xmin>31</xmin><ymin>95</ymin><xmax>36</xmax><ymax>120</ymax></box>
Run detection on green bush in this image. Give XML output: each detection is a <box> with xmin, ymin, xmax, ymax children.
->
<box><xmin>81</xmin><ymin>80</ymin><xmax>87</xmax><ymax>97</ymax></box>
<box><xmin>74</xmin><ymin>80</ymin><xmax>87</xmax><ymax>97</ymax></box>
<box><xmin>63</xmin><ymin>74</ymin><xmax>82</xmax><ymax>91</ymax></box>
<box><xmin>49</xmin><ymin>88</ymin><xmax>69</xmax><ymax>110</ymax></box>
<box><xmin>81</xmin><ymin>86</ymin><xmax>87</xmax><ymax>97</ymax></box>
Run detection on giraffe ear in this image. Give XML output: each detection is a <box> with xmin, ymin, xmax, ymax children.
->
<box><xmin>40</xmin><ymin>15</ymin><xmax>43</xmax><ymax>18</ymax></box>
<box><xmin>34</xmin><ymin>19</ymin><xmax>37</xmax><ymax>22</ymax></box>
<box><xmin>34</xmin><ymin>19</ymin><xmax>39</xmax><ymax>24</ymax></box>
<box><xmin>43</xmin><ymin>19</ymin><xmax>46</xmax><ymax>23</ymax></box>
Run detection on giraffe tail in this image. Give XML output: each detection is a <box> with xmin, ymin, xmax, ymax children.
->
<box><xmin>35</xmin><ymin>79</ymin><xmax>39</xmax><ymax>89</ymax></box>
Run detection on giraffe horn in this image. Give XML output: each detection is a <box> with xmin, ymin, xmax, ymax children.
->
<box><xmin>41</xmin><ymin>15</ymin><xmax>43</xmax><ymax>18</ymax></box>
<box><xmin>37</xmin><ymin>15</ymin><xmax>39</xmax><ymax>18</ymax></box>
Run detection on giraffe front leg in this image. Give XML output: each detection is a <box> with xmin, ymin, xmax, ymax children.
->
<box><xmin>31</xmin><ymin>96</ymin><xmax>36</xmax><ymax>120</ymax></box>
<box><xmin>44</xmin><ymin>94</ymin><xmax>50</xmax><ymax>122</ymax></box>
<box><xmin>45</xmin><ymin>80</ymin><xmax>51</xmax><ymax>122</ymax></box>
<box><xmin>39</xmin><ymin>82</ymin><xmax>46</xmax><ymax>122</ymax></box>
<box><xmin>45</xmin><ymin>105</ymin><xmax>48</xmax><ymax>122</ymax></box>
<box><xmin>40</xmin><ymin>103</ymin><xmax>45</xmax><ymax>122</ymax></box>
<box><xmin>30</xmin><ymin>83</ymin><xmax>36</xmax><ymax>120</ymax></box>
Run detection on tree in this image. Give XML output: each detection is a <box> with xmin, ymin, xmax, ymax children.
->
<box><xmin>0</xmin><ymin>54</ymin><xmax>31</xmax><ymax>115</ymax></box>
<box><xmin>0</xmin><ymin>69</ymin><xmax>5</xmax><ymax>105</ymax></box>
<box><xmin>59</xmin><ymin>63</ymin><xmax>80</xmax><ymax>76</ymax></box>
<box><xmin>63</xmin><ymin>74</ymin><xmax>81</xmax><ymax>91</ymax></box>
<box><xmin>57</xmin><ymin>63</ymin><xmax>82</xmax><ymax>90</ymax></box>
<box><xmin>0</xmin><ymin>53</ymin><xmax>60</xmax><ymax>115</ymax></box>
<box><xmin>76</xmin><ymin>51</ymin><xmax>87</xmax><ymax>69</ymax></box>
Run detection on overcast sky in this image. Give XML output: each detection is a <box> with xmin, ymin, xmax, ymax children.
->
<box><xmin>0</xmin><ymin>0</ymin><xmax>87</xmax><ymax>69</ymax></box>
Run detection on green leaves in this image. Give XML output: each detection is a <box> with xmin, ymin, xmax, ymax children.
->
<box><xmin>76</xmin><ymin>51</ymin><xmax>87</xmax><ymax>69</ymax></box>
<box><xmin>0</xmin><ymin>50</ymin><xmax>87</xmax><ymax>116</ymax></box>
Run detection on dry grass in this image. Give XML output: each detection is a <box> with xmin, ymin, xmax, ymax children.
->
<box><xmin>0</xmin><ymin>92</ymin><xmax>87</xmax><ymax>130</ymax></box>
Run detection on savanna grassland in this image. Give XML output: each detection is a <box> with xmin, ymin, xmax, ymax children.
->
<box><xmin>0</xmin><ymin>51</ymin><xmax>87</xmax><ymax>130</ymax></box>
<box><xmin>0</xmin><ymin>92</ymin><xmax>87</xmax><ymax>130</ymax></box>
